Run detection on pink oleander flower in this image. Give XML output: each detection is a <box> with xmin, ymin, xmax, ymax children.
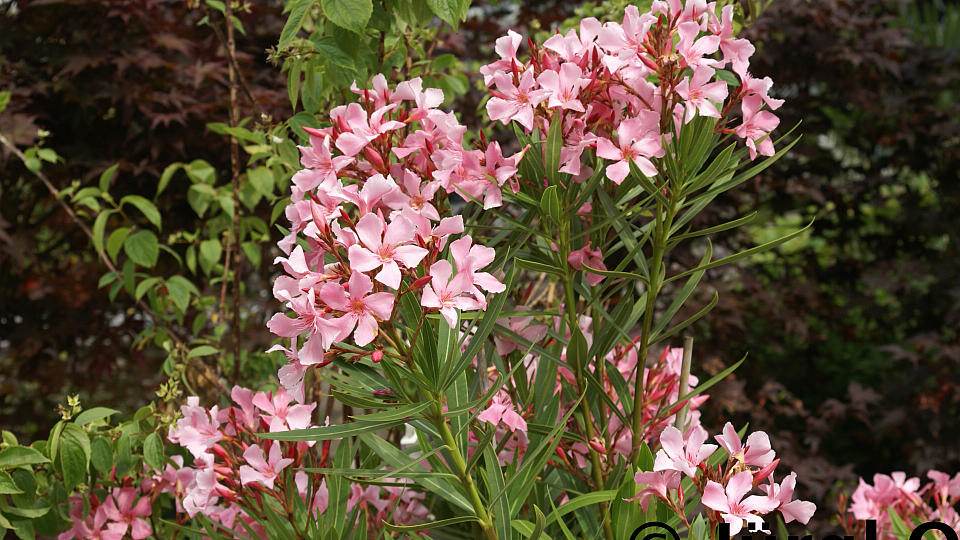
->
<box><xmin>480</xmin><ymin>30</ymin><xmax>524</xmax><ymax>85</ymax></box>
<box><xmin>762</xmin><ymin>472</ymin><xmax>816</xmax><ymax>525</ymax></box>
<box><xmin>702</xmin><ymin>471</ymin><xmax>779</xmax><ymax>535</ymax></box>
<box><xmin>348</xmin><ymin>213</ymin><xmax>428</xmax><ymax>289</ymax></box>
<box><xmin>653</xmin><ymin>425</ymin><xmax>717</xmax><ymax>478</ymax></box>
<box><xmin>567</xmin><ymin>243</ymin><xmax>607</xmax><ymax>286</ymax></box>
<box><xmin>317</xmin><ymin>271</ymin><xmax>395</xmax><ymax>347</ymax></box>
<box><xmin>168</xmin><ymin>396</ymin><xmax>222</xmax><ymax>458</ymax></box>
<box><xmin>270</xmin><ymin>339</ymin><xmax>311</xmax><ymax>404</ymax></box>
<box><xmin>735</xmin><ymin>94</ymin><xmax>780</xmax><ymax>160</ymax></box>
<box><xmin>102</xmin><ymin>488</ymin><xmax>152</xmax><ymax>540</ymax></box>
<box><xmin>332</xmin><ymin>102</ymin><xmax>404</xmax><ymax>157</ymax></box>
<box><xmin>295</xmin><ymin>129</ymin><xmax>354</xmax><ymax>193</ymax></box>
<box><xmin>252</xmin><ymin>387</ymin><xmax>315</xmax><ymax>432</ymax></box>
<box><xmin>928</xmin><ymin>470</ymin><xmax>960</xmax><ymax>501</ymax></box>
<box><xmin>677</xmin><ymin>20</ymin><xmax>720</xmax><ymax>69</ymax></box>
<box><xmin>626</xmin><ymin>469</ymin><xmax>681</xmax><ymax>512</ymax></box>
<box><xmin>393</xmin><ymin>77</ymin><xmax>444</xmax><ymax>122</ymax></box>
<box><xmin>538</xmin><ymin>62</ymin><xmax>589</xmax><ymax>112</ymax></box>
<box><xmin>676</xmin><ymin>66</ymin><xmax>729</xmax><ymax>123</ymax></box>
<box><xmin>714</xmin><ymin>422</ymin><xmax>776</xmax><ymax>467</ymax></box>
<box><xmin>267</xmin><ymin>287</ymin><xmax>331</xmax><ymax>365</ymax></box>
<box><xmin>487</xmin><ymin>68</ymin><xmax>551</xmax><ymax>132</ymax></box>
<box><xmin>709</xmin><ymin>4</ymin><xmax>756</xmax><ymax>77</ymax></box>
<box><xmin>420</xmin><ymin>260</ymin><xmax>482</xmax><ymax>327</ymax></box>
<box><xmin>596</xmin><ymin>112</ymin><xmax>663</xmax><ymax>183</ymax></box>
<box><xmin>477</xmin><ymin>389</ymin><xmax>528</xmax><ymax>432</ymax></box>
<box><xmin>239</xmin><ymin>443</ymin><xmax>294</xmax><ymax>490</ymax></box>
<box><xmin>449</xmin><ymin>235</ymin><xmax>505</xmax><ymax>297</ymax></box>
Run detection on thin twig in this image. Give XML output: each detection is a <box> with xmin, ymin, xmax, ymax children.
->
<box><xmin>222</xmin><ymin>0</ymin><xmax>243</xmax><ymax>384</ymax></box>
<box><xmin>0</xmin><ymin>132</ymin><xmax>185</xmax><ymax>348</ymax></box>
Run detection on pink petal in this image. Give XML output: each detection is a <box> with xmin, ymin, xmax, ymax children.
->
<box><xmin>374</xmin><ymin>260</ymin><xmax>402</xmax><ymax>289</ymax></box>
<box><xmin>363</xmin><ymin>292</ymin><xmax>395</xmax><ymax>320</ymax></box>
<box><xmin>348</xmin><ymin>271</ymin><xmax>374</xmax><ymax>299</ymax></box>
<box><xmin>335</xmin><ymin>132</ymin><xmax>369</xmax><ymax>157</ymax></box>
<box><xmin>353</xmin><ymin>312</ymin><xmax>379</xmax><ymax>346</ymax></box>
<box><xmin>354</xmin><ymin>213</ymin><xmax>384</xmax><ymax>251</ymax></box>
<box><xmin>605</xmin><ymin>160</ymin><xmax>629</xmax><ymax>184</ymax></box>
<box><xmin>701</xmin><ymin>481</ymin><xmax>731</xmax><ymax>513</ymax></box>
<box><xmin>726</xmin><ymin>471</ymin><xmax>755</xmax><ymax>502</ymax></box>
<box><xmin>780</xmin><ymin>500</ymin><xmax>816</xmax><ymax>524</ymax></box>
<box><xmin>348</xmin><ymin>245</ymin><xmax>382</xmax><ymax>273</ymax></box>
<box><xmin>393</xmin><ymin>245</ymin><xmax>428</xmax><ymax>268</ymax></box>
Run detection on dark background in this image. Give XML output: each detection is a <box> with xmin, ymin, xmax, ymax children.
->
<box><xmin>1</xmin><ymin>0</ymin><xmax>957</xmax><ymax>529</ymax></box>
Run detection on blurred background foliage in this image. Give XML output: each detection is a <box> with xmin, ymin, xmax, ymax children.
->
<box><xmin>1</xmin><ymin>0</ymin><xmax>957</xmax><ymax>530</ymax></box>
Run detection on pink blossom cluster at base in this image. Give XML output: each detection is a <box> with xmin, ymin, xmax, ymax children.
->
<box><xmin>841</xmin><ymin>470</ymin><xmax>960</xmax><ymax>540</ymax></box>
<box><xmin>634</xmin><ymin>422</ymin><xmax>816</xmax><ymax>535</ymax></box>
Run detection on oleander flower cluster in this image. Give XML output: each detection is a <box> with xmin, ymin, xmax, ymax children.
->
<box><xmin>631</xmin><ymin>422</ymin><xmax>816</xmax><ymax>535</ymax></box>
<box><xmin>840</xmin><ymin>470</ymin><xmax>960</xmax><ymax>540</ymax></box>
<box><xmin>267</xmin><ymin>75</ymin><xmax>519</xmax><ymax>402</ymax></box>
<box><xmin>483</xmin><ymin>0</ymin><xmax>784</xmax><ymax>187</ymax></box>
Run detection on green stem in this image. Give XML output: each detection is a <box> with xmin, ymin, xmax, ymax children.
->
<box><xmin>559</xmin><ymin>229</ymin><xmax>614</xmax><ymax>540</ymax></box>
<box><xmin>631</xmin><ymin>191</ymin><xmax>678</xmax><ymax>464</ymax></box>
<box><xmin>433</xmin><ymin>403</ymin><xmax>497</xmax><ymax>540</ymax></box>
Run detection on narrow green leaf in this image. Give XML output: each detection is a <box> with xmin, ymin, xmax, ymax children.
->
<box><xmin>545</xmin><ymin>490</ymin><xmax>617</xmax><ymax>526</ymax></box>
<box><xmin>348</xmin><ymin>401</ymin><xmax>431</xmax><ymax>423</ymax></box>
<box><xmin>544</xmin><ymin>115</ymin><xmax>562</xmax><ymax>182</ymax></box>
<box><xmin>91</xmin><ymin>211</ymin><xmax>111</xmax><ymax>255</ymax></box>
<box><xmin>665</xmin><ymin>221</ymin><xmax>813</xmax><ymax>284</ymax></box>
<box><xmin>516</xmin><ymin>257</ymin><xmax>563</xmax><ymax>276</ymax></box>
<box><xmin>382</xmin><ymin>515</ymin><xmax>479</xmax><ymax>532</ymax></box>
<box><xmin>263</xmin><ymin>420</ymin><xmax>405</xmax><ymax>441</ymax></box>
<box><xmin>484</xmin><ymin>445</ymin><xmax>512</xmax><ymax>540</ymax></box>
<box><xmin>540</xmin><ymin>185</ymin><xmax>561</xmax><ymax>223</ymax></box>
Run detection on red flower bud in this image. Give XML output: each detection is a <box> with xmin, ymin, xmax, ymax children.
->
<box><xmin>371</xmin><ymin>350</ymin><xmax>383</xmax><ymax>363</ymax></box>
<box><xmin>410</xmin><ymin>275</ymin><xmax>433</xmax><ymax>291</ymax></box>
<box><xmin>752</xmin><ymin>458</ymin><xmax>780</xmax><ymax>485</ymax></box>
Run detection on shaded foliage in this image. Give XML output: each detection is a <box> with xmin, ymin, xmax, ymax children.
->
<box><xmin>0</xmin><ymin>0</ymin><xmax>289</xmax><ymax>438</ymax></box>
<box><xmin>695</xmin><ymin>0</ymin><xmax>960</xmax><ymax>528</ymax></box>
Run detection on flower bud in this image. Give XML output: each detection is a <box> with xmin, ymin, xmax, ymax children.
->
<box><xmin>752</xmin><ymin>458</ymin><xmax>780</xmax><ymax>485</ymax></box>
<box><xmin>371</xmin><ymin>350</ymin><xmax>383</xmax><ymax>363</ymax></box>
<box><xmin>409</xmin><ymin>275</ymin><xmax>433</xmax><ymax>291</ymax></box>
